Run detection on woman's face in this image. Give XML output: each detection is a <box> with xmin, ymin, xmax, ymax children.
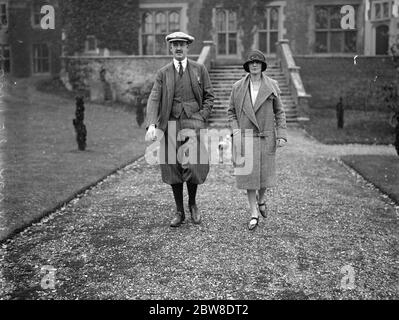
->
<box><xmin>249</xmin><ymin>61</ymin><xmax>262</xmax><ymax>75</ymax></box>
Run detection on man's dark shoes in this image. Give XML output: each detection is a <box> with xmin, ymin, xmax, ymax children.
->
<box><xmin>189</xmin><ymin>204</ymin><xmax>201</xmax><ymax>224</ymax></box>
<box><xmin>170</xmin><ymin>211</ymin><xmax>185</xmax><ymax>227</ymax></box>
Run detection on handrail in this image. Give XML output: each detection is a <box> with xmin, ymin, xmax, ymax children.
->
<box><xmin>197</xmin><ymin>40</ymin><xmax>216</xmax><ymax>71</ymax></box>
<box><xmin>276</xmin><ymin>39</ymin><xmax>311</xmax><ymax>121</ymax></box>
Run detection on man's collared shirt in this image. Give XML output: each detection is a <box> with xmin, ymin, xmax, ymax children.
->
<box><xmin>173</xmin><ymin>58</ymin><xmax>187</xmax><ymax>74</ymax></box>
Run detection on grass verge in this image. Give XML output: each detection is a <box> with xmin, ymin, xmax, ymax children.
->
<box><xmin>302</xmin><ymin>108</ymin><xmax>395</xmax><ymax>145</ymax></box>
<box><xmin>341</xmin><ymin>154</ymin><xmax>399</xmax><ymax>204</ymax></box>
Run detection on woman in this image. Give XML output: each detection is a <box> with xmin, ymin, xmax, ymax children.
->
<box><xmin>227</xmin><ymin>50</ymin><xmax>287</xmax><ymax>231</ymax></box>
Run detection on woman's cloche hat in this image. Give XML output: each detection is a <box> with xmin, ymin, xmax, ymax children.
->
<box><xmin>165</xmin><ymin>31</ymin><xmax>195</xmax><ymax>44</ymax></box>
<box><xmin>243</xmin><ymin>49</ymin><xmax>267</xmax><ymax>72</ymax></box>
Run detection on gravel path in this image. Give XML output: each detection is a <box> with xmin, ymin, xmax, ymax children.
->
<box><xmin>0</xmin><ymin>127</ymin><xmax>398</xmax><ymax>300</ymax></box>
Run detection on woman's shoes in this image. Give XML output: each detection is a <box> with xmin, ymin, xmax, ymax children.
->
<box><xmin>258</xmin><ymin>202</ymin><xmax>267</xmax><ymax>218</ymax></box>
<box><xmin>248</xmin><ymin>217</ymin><xmax>259</xmax><ymax>231</ymax></box>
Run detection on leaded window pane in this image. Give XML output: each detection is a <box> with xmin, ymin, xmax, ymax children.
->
<box><xmin>228</xmin><ymin>10</ymin><xmax>237</xmax><ymax>31</ymax></box>
<box><xmin>270</xmin><ymin>31</ymin><xmax>278</xmax><ymax>53</ymax></box>
<box><xmin>315</xmin><ymin>7</ymin><xmax>328</xmax><ymax>29</ymax></box>
<box><xmin>330</xmin><ymin>32</ymin><xmax>343</xmax><ymax>52</ymax></box>
<box><xmin>315</xmin><ymin>32</ymin><xmax>328</xmax><ymax>52</ymax></box>
<box><xmin>258</xmin><ymin>8</ymin><xmax>268</xmax><ymax>30</ymax></box>
<box><xmin>216</xmin><ymin>10</ymin><xmax>226</xmax><ymax>32</ymax></box>
<box><xmin>344</xmin><ymin>31</ymin><xmax>357</xmax><ymax>53</ymax></box>
<box><xmin>259</xmin><ymin>32</ymin><xmax>267</xmax><ymax>52</ymax></box>
<box><xmin>169</xmin><ymin>11</ymin><xmax>180</xmax><ymax>32</ymax></box>
<box><xmin>218</xmin><ymin>33</ymin><xmax>226</xmax><ymax>54</ymax></box>
<box><xmin>270</xmin><ymin>7</ymin><xmax>279</xmax><ymax>30</ymax></box>
<box><xmin>33</xmin><ymin>44</ymin><xmax>50</xmax><ymax>73</ymax></box>
<box><xmin>142</xmin><ymin>13</ymin><xmax>153</xmax><ymax>34</ymax></box>
<box><xmin>383</xmin><ymin>2</ymin><xmax>389</xmax><ymax>19</ymax></box>
<box><xmin>155</xmin><ymin>12</ymin><xmax>167</xmax><ymax>33</ymax></box>
<box><xmin>142</xmin><ymin>35</ymin><xmax>154</xmax><ymax>55</ymax></box>
<box><xmin>375</xmin><ymin>3</ymin><xmax>381</xmax><ymax>19</ymax></box>
<box><xmin>229</xmin><ymin>33</ymin><xmax>237</xmax><ymax>54</ymax></box>
<box><xmin>155</xmin><ymin>35</ymin><xmax>166</xmax><ymax>54</ymax></box>
<box><xmin>330</xmin><ymin>7</ymin><xmax>341</xmax><ymax>29</ymax></box>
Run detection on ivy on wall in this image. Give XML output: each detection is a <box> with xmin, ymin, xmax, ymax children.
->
<box><xmin>7</xmin><ymin>0</ymin><xmax>61</xmax><ymax>77</ymax></box>
<box><xmin>199</xmin><ymin>0</ymin><xmax>272</xmax><ymax>58</ymax></box>
<box><xmin>61</xmin><ymin>0</ymin><xmax>140</xmax><ymax>55</ymax></box>
<box><xmin>8</xmin><ymin>4</ymin><xmax>32</xmax><ymax>77</ymax></box>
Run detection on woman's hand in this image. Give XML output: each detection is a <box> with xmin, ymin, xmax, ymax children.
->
<box><xmin>145</xmin><ymin>124</ymin><xmax>157</xmax><ymax>142</ymax></box>
<box><xmin>277</xmin><ymin>138</ymin><xmax>286</xmax><ymax>148</ymax></box>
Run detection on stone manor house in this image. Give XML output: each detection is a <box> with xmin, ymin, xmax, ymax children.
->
<box><xmin>1</xmin><ymin>0</ymin><xmax>397</xmax><ymax>123</ymax></box>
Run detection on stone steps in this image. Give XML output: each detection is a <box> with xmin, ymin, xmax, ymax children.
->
<box><xmin>208</xmin><ymin>64</ymin><xmax>297</xmax><ymax>127</ymax></box>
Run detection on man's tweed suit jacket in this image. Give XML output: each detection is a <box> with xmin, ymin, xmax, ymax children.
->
<box><xmin>145</xmin><ymin>59</ymin><xmax>214</xmax><ymax>131</ymax></box>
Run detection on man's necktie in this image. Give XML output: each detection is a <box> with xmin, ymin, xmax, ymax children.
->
<box><xmin>178</xmin><ymin>61</ymin><xmax>183</xmax><ymax>77</ymax></box>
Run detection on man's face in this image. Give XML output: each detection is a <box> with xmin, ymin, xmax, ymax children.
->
<box><xmin>170</xmin><ymin>41</ymin><xmax>189</xmax><ymax>61</ymax></box>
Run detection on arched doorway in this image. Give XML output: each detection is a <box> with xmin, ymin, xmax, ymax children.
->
<box><xmin>375</xmin><ymin>24</ymin><xmax>389</xmax><ymax>55</ymax></box>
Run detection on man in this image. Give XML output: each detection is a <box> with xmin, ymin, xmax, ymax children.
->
<box><xmin>145</xmin><ymin>31</ymin><xmax>214</xmax><ymax>227</ymax></box>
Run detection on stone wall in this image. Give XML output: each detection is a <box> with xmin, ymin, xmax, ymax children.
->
<box><xmin>295</xmin><ymin>56</ymin><xmax>396</xmax><ymax>110</ymax></box>
<box><xmin>64</xmin><ymin>55</ymin><xmax>198</xmax><ymax>104</ymax></box>
<box><xmin>64</xmin><ymin>56</ymin><xmax>170</xmax><ymax>103</ymax></box>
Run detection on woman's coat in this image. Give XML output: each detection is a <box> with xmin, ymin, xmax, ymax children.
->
<box><xmin>227</xmin><ymin>73</ymin><xmax>287</xmax><ymax>190</ymax></box>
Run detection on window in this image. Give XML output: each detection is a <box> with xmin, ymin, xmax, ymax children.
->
<box><xmin>33</xmin><ymin>43</ymin><xmax>50</xmax><ymax>74</ymax></box>
<box><xmin>32</xmin><ymin>2</ymin><xmax>43</xmax><ymax>27</ymax></box>
<box><xmin>32</xmin><ymin>1</ymin><xmax>51</xmax><ymax>28</ymax></box>
<box><xmin>85</xmin><ymin>35</ymin><xmax>98</xmax><ymax>53</ymax></box>
<box><xmin>257</xmin><ymin>6</ymin><xmax>280</xmax><ymax>54</ymax></box>
<box><xmin>372</xmin><ymin>0</ymin><xmax>391</xmax><ymax>21</ymax></box>
<box><xmin>314</xmin><ymin>6</ymin><xmax>357</xmax><ymax>53</ymax></box>
<box><xmin>0</xmin><ymin>45</ymin><xmax>10</xmax><ymax>73</ymax></box>
<box><xmin>141</xmin><ymin>9</ymin><xmax>181</xmax><ymax>55</ymax></box>
<box><xmin>0</xmin><ymin>2</ymin><xmax>8</xmax><ymax>27</ymax></box>
<box><xmin>216</xmin><ymin>8</ymin><xmax>237</xmax><ymax>55</ymax></box>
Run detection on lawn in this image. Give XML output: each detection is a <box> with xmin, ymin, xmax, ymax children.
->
<box><xmin>302</xmin><ymin>107</ymin><xmax>395</xmax><ymax>145</ymax></box>
<box><xmin>341</xmin><ymin>154</ymin><xmax>399</xmax><ymax>204</ymax></box>
<box><xmin>35</xmin><ymin>77</ymin><xmax>78</xmax><ymax>100</ymax></box>
<box><xmin>0</xmin><ymin>82</ymin><xmax>147</xmax><ymax>241</ymax></box>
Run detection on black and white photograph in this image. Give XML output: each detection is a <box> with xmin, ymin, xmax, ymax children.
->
<box><xmin>0</xmin><ymin>0</ymin><xmax>398</xmax><ymax>307</ymax></box>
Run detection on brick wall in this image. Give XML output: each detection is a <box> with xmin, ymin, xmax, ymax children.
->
<box><xmin>295</xmin><ymin>56</ymin><xmax>396</xmax><ymax>110</ymax></box>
